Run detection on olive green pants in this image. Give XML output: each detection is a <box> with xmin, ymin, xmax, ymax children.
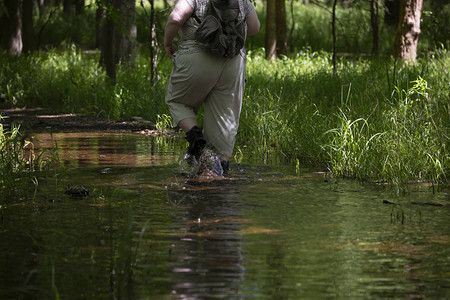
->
<box><xmin>165</xmin><ymin>50</ymin><xmax>246</xmax><ymax>158</ymax></box>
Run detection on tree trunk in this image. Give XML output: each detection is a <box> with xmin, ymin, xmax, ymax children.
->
<box><xmin>332</xmin><ymin>0</ymin><xmax>337</xmax><ymax>73</ymax></box>
<box><xmin>95</xmin><ymin>0</ymin><xmax>106</xmax><ymax>50</ymax></box>
<box><xmin>101</xmin><ymin>0</ymin><xmax>116</xmax><ymax>81</ymax></box>
<box><xmin>393</xmin><ymin>0</ymin><xmax>423</xmax><ymax>62</ymax></box>
<box><xmin>149</xmin><ymin>0</ymin><xmax>157</xmax><ymax>83</ymax></box>
<box><xmin>0</xmin><ymin>0</ymin><xmax>23</xmax><ymax>55</ymax></box>
<box><xmin>104</xmin><ymin>16</ymin><xmax>116</xmax><ymax>80</ymax></box>
<box><xmin>265</xmin><ymin>0</ymin><xmax>277</xmax><ymax>60</ymax></box>
<box><xmin>370</xmin><ymin>0</ymin><xmax>379</xmax><ymax>55</ymax></box>
<box><xmin>114</xmin><ymin>0</ymin><xmax>136</xmax><ymax>64</ymax></box>
<box><xmin>22</xmin><ymin>0</ymin><xmax>35</xmax><ymax>52</ymax></box>
<box><xmin>275</xmin><ymin>0</ymin><xmax>287</xmax><ymax>57</ymax></box>
<box><xmin>384</xmin><ymin>0</ymin><xmax>402</xmax><ymax>27</ymax></box>
<box><xmin>100</xmin><ymin>0</ymin><xmax>137</xmax><ymax>81</ymax></box>
<box><xmin>288</xmin><ymin>0</ymin><xmax>295</xmax><ymax>53</ymax></box>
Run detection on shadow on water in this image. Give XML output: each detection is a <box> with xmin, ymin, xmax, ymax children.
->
<box><xmin>0</xmin><ymin>132</ymin><xmax>449</xmax><ymax>299</ymax></box>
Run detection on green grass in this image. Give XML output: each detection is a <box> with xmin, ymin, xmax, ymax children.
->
<box><xmin>238</xmin><ymin>49</ymin><xmax>449</xmax><ymax>188</ymax></box>
<box><xmin>0</xmin><ymin>47</ymin><xmax>171</xmax><ymax>121</ymax></box>
<box><xmin>2</xmin><ymin>47</ymin><xmax>448</xmax><ymax>188</ymax></box>
<box><xmin>1</xmin><ymin>0</ymin><xmax>449</xmax><ymax>189</ymax></box>
<box><xmin>0</xmin><ymin>117</ymin><xmax>60</xmax><ymax>203</ymax></box>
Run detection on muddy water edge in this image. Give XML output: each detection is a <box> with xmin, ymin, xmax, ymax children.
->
<box><xmin>1</xmin><ymin>132</ymin><xmax>449</xmax><ymax>299</ymax></box>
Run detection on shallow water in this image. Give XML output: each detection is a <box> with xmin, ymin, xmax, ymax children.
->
<box><xmin>1</xmin><ymin>132</ymin><xmax>449</xmax><ymax>299</ymax></box>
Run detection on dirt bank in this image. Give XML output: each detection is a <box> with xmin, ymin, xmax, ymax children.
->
<box><xmin>0</xmin><ymin>107</ymin><xmax>177</xmax><ymax>136</ymax></box>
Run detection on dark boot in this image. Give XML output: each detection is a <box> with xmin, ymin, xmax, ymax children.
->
<box><xmin>220</xmin><ymin>160</ymin><xmax>229</xmax><ymax>174</ymax></box>
<box><xmin>185</xmin><ymin>126</ymin><xmax>206</xmax><ymax>160</ymax></box>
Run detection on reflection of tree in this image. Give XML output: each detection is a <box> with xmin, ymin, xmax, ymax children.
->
<box><xmin>167</xmin><ymin>183</ymin><xmax>245</xmax><ymax>298</ymax></box>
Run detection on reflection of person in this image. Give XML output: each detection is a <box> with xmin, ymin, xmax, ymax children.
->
<box><xmin>167</xmin><ymin>185</ymin><xmax>245</xmax><ymax>298</ymax></box>
<box><xmin>164</xmin><ymin>0</ymin><xmax>260</xmax><ymax>172</ymax></box>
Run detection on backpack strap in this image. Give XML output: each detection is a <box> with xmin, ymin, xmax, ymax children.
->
<box><xmin>192</xmin><ymin>13</ymin><xmax>201</xmax><ymax>24</ymax></box>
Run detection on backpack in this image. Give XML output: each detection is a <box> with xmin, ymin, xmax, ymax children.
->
<box><xmin>194</xmin><ymin>0</ymin><xmax>245</xmax><ymax>58</ymax></box>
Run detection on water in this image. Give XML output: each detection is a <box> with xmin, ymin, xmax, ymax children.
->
<box><xmin>0</xmin><ymin>133</ymin><xmax>449</xmax><ymax>299</ymax></box>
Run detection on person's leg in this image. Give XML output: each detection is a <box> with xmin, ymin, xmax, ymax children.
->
<box><xmin>166</xmin><ymin>51</ymin><xmax>222</xmax><ymax>158</ymax></box>
<box><xmin>203</xmin><ymin>54</ymin><xmax>246</xmax><ymax>170</ymax></box>
<box><xmin>182</xmin><ymin>119</ymin><xmax>206</xmax><ymax>159</ymax></box>
<box><xmin>177</xmin><ymin>118</ymin><xmax>197</xmax><ymax>132</ymax></box>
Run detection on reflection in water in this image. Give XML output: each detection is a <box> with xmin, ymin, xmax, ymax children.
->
<box><xmin>167</xmin><ymin>182</ymin><xmax>245</xmax><ymax>298</ymax></box>
<box><xmin>31</xmin><ymin>132</ymin><xmax>184</xmax><ymax>167</ymax></box>
<box><xmin>0</xmin><ymin>132</ymin><xmax>448</xmax><ymax>299</ymax></box>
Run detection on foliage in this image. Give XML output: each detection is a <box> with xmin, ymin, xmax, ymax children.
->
<box><xmin>239</xmin><ymin>48</ymin><xmax>449</xmax><ymax>187</ymax></box>
<box><xmin>1</xmin><ymin>46</ymin><xmax>449</xmax><ymax>188</ymax></box>
<box><xmin>28</xmin><ymin>1</ymin><xmax>450</xmax><ymax>55</ymax></box>
<box><xmin>0</xmin><ymin>117</ymin><xmax>59</xmax><ymax>203</ymax></box>
<box><xmin>0</xmin><ymin>47</ymin><xmax>172</xmax><ymax>121</ymax></box>
<box><xmin>1</xmin><ymin>0</ymin><xmax>449</xmax><ymax>189</ymax></box>
<box><xmin>1</xmin><ymin>45</ymin><xmax>449</xmax><ymax>188</ymax></box>
<box><xmin>250</xmin><ymin>0</ymin><xmax>449</xmax><ymax>55</ymax></box>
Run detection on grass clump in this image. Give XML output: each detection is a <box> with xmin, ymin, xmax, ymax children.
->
<box><xmin>0</xmin><ymin>117</ymin><xmax>59</xmax><ymax>203</ymax></box>
<box><xmin>240</xmin><ymin>49</ymin><xmax>449</xmax><ymax>187</ymax></box>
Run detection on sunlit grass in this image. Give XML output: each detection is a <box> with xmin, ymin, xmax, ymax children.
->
<box><xmin>0</xmin><ymin>47</ymin><xmax>172</xmax><ymax>121</ymax></box>
<box><xmin>240</xmin><ymin>48</ymin><xmax>449</xmax><ymax>187</ymax></box>
<box><xmin>1</xmin><ymin>46</ymin><xmax>448</xmax><ymax>188</ymax></box>
<box><xmin>0</xmin><ymin>117</ymin><xmax>60</xmax><ymax>203</ymax></box>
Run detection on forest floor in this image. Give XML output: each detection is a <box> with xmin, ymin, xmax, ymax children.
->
<box><xmin>0</xmin><ymin>107</ymin><xmax>177</xmax><ymax>137</ymax></box>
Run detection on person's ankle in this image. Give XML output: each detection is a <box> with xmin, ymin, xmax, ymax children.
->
<box><xmin>185</xmin><ymin>126</ymin><xmax>206</xmax><ymax>159</ymax></box>
<box><xmin>220</xmin><ymin>160</ymin><xmax>230</xmax><ymax>174</ymax></box>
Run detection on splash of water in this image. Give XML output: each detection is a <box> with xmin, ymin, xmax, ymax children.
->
<box><xmin>178</xmin><ymin>148</ymin><xmax>223</xmax><ymax>177</ymax></box>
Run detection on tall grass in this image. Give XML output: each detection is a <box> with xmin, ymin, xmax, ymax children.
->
<box><xmin>0</xmin><ymin>117</ymin><xmax>59</xmax><ymax>203</ymax></box>
<box><xmin>239</xmin><ymin>49</ymin><xmax>449</xmax><ymax>187</ymax></box>
<box><xmin>1</xmin><ymin>50</ymin><xmax>448</xmax><ymax>189</ymax></box>
<box><xmin>0</xmin><ymin>47</ymin><xmax>171</xmax><ymax>121</ymax></box>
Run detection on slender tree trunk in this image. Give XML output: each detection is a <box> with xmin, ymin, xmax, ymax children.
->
<box><xmin>0</xmin><ymin>0</ymin><xmax>23</xmax><ymax>55</ymax></box>
<box><xmin>265</xmin><ymin>0</ymin><xmax>277</xmax><ymax>60</ymax></box>
<box><xmin>102</xmin><ymin>0</ymin><xmax>116</xmax><ymax>81</ymax></box>
<box><xmin>114</xmin><ymin>0</ymin><xmax>136</xmax><ymax>64</ymax></box>
<box><xmin>149</xmin><ymin>0</ymin><xmax>157</xmax><ymax>82</ymax></box>
<box><xmin>95</xmin><ymin>0</ymin><xmax>105</xmax><ymax>50</ymax></box>
<box><xmin>100</xmin><ymin>0</ymin><xmax>137</xmax><ymax>81</ymax></box>
<box><xmin>370</xmin><ymin>0</ymin><xmax>379</xmax><ymax>55</ymax></box>
<box><xmin>22</xmin><ymin>0</ymin><xmax>35</xmax><ymax>52</ymax></box>
<box><xmin>332</xmin><ymin>0</ymin><xmax>337</xmax><ymax>72</ymax></box>
<box><xmin>393</xmin><ymin>0</ymin><xmax>423</xmax><ymax>62</ymax></box>
<box><xmin>37</xmin><ymin>5</ymin><xmax>58</xmax><ymax>49</ymax></box>
<box><xmin>288</xmin><ymin>0</ymin><xmax>295</xmax><ymax>53</ymax></box>
<box><xmin>275</xmin><ymin>0</ymin><xmax>287</xmax><ymax>57</ymax></box>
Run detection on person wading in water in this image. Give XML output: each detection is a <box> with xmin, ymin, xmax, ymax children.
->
<box><xmin>164</xmin><ymin>0</ymin><xmax>260</xmax><ymax>174</ymax></box>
